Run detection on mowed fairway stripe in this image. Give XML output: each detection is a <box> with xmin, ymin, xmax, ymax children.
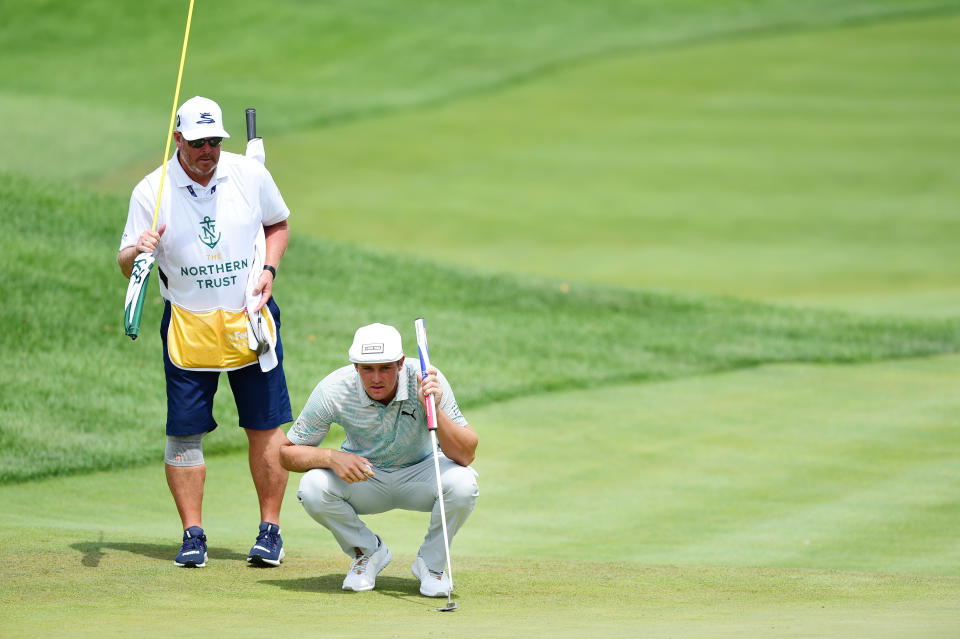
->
<box><xmin>468</xmin><ymin>354</ymin><xmax>960</xmax><ymax>573</ymax></box>
<box><xmin>2</xmin><ymin>355</ymin><xmax>958</xmax><ymax>636</ymax></box>
<box><xmin>265</xmin><ymin>14</ymin><xmax>960</xmax><ymax>314</ymax></box>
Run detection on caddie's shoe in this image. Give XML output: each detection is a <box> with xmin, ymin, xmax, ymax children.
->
<box><xmin>174</xmin><ymin>526</ymin><xmax>207</xmax><ymax>568</ymax></box>
<box><xmin>247</xmin><ymin>522</ymin><xmax>285</xmax><ymax>566</ymax></box>
<box><xmin>342</xmin><ymin>536</ymin><xmax>391</xmax><ymax>592</ymax></box>
<box><xmin>411</xmin><ymin>556</ymin><xmax>452</xmax><ymax>597</ymax></box>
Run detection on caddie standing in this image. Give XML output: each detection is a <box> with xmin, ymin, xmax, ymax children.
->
<box><xmin>117</xmin><ymin>96</ymin><xmax>292</xmax><ymax>568</ymax></box>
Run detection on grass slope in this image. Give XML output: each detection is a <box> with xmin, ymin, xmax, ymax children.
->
<box><xmin>4</xmin><ymin>3</ymin><xmax>958</xmax><ymax>314</ymax></box>
<box><xmin>2</xmin><ymin>172</ymin><xmax>959</xmax><ymax>483</ymax></box>
<box><xmin>2</xmin><ymin>355</ymin><xmax>958</xmax><ymax>637</ymax></box>
<box><xmin>3</xmin><ymin>0</ymin><xmax>955</xmax><ymax>181</ymax></box>
<box><xmin>263</xmin><ymin>14</ymin><xmax>960</xmax><ymax>314</ymax></box>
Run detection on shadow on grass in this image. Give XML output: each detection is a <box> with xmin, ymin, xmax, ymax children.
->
<box><xmin>71</xmin><ymin>538</ymin><xmax>248</xmax><ymax>567</ymax></box>
<box><xmin>260</xmin><ymin>574</ymin><xmax>437</xmax><ymax>607</ymax></box>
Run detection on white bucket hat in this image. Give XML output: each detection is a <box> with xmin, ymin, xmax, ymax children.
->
<box><xmin>176</xmin><ymin>96</ymin><xmax>230</xmax><ymax>141</ymax></box>
<box><xmin>348</xmin><ymin>323</ymin><xmax>404</xmax><ymax>363</ymax></box>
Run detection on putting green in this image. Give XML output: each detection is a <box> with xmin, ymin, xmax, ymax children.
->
<box><xmin>3</xmin><ymin>355</ymin><xmax>958</xmax><ymax>636</ymax></box>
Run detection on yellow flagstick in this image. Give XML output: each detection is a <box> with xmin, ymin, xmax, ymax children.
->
<box><xmin>152</xmin><ymin>0</ymin><xmax>195</xmax><ymax>231</ymax></box>
<box><xmin>124</xmin><ymin>0</ymin><xmax>195</xmax><ymax>339</ymax></box>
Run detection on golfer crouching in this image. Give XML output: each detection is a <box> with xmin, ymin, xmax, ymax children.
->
<box><xmin>279</xmin><ymin>323</ymin><xmax>479</xmax><ymax>597</ymax></box>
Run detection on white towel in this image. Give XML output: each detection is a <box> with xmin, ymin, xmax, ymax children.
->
<box><xmin>245</xmin><ymin>137</ymin><xmax>265</xmax><ymax>164</ymax></box>
<box><xmin>243</xmin><ymin>135</ymin><xmax>275</xmax><ymax>370</ymax></box>
<box><xmin>245</xmin><ymin>233</ymin><xmax>278</xmax><ymax>372</ymax></box>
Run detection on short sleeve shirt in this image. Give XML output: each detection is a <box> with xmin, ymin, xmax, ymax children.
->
<box><xmin>119</xmin><ymin>150</ymin><xmax>289</xmax><ymax>312</ymax></box>
<box><xmin>287</xmin><ymin>360</ymin><xmax>469</xmax><ymax>468</ymax></box>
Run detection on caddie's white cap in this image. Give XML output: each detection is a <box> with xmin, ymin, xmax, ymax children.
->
<box><xmin>348</xmin><ymin>323</ymin><xmax>404</xmax><ymax>363</ymax></box>
<box><xmin>176</xmin><ymin>96</ymin><xmax>230</xmax><ymax>141</ymax></box>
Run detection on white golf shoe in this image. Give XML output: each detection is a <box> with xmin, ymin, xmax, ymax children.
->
<box><xmin>411</xmin><ymin>556</ymin><xmax>452</xmax><ymax>597</ymax></box>
<box><xmin>342</xmin><ymin>537</ymin><xmax>391</xmax><ymax>592</ymax></box>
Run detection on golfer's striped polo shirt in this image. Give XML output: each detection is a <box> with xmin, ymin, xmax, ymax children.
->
<box><xmin>288</xmin><ymin>359</ymin><xmax>468</xmax><ymax>469</ymax></box>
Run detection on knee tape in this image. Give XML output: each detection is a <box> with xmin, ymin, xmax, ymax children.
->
<box><xmin>165</xmin><ymin>433</ymin><xmax>205</xmax><ymax>467</ymax></box>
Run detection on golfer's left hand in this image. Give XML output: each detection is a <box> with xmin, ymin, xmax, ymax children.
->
<box><xmin>252</xmin><ymin>270</ymin><xmax>274</xmax><ymax>312</ymax></box>
<box><xmin>417</xmin><ymin>367</ymin><xmax>442</xmax><ymax>407</ymax></box>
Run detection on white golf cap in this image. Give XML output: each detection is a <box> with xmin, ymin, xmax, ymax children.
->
<box><xmin>348</xmin><ymin>323</ymin><xmax>404</xmax><ymax>363</ymax></box>
<box><xmin>176</xmin><ymin>96</ymin><xmax>230</xmax><ymax>141</ymax></box>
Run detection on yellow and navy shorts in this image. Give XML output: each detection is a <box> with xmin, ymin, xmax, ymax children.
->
<box><xmin>159</xmin><ymin>297</ymin><xmax>293</xmax><ymax>436</ymax></box>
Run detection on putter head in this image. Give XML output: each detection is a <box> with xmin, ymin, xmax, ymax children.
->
<box><xmin>435</xmin><ymin>601</ymin><xmax>458</xmax><ymax>613</ymax></box>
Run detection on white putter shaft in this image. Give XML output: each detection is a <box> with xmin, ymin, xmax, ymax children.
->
<box><xmin>415</xmin><ymin>318</ymin><xmax>458</xmax><ymax>611</ymax></box>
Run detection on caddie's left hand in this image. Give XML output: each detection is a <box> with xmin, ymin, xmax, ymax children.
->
<box><xmin>252</xmin><ymin>269</ymin><xmax>274</xmax><ymax>313</ymax></box>
<box><xmin>416</xmin><ymin>367</ymin><xmax>443</xmax><ymax>408</ymax></box>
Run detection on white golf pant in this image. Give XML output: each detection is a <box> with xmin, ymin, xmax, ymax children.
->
<box><xmin>297</xmin><ymin>454</ymin><xmax>479</xmax><ymax>572</ymax></box>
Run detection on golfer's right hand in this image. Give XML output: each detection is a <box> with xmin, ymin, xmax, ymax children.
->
<box><xmin>331</xmin><ymin>451</ymin><xmax>375</xmax><ymax>483</ymax></box>
<box><xmin>136</xmin><ymin>224</ymin><xmax>166</xmax><ymax>254</ymax></box>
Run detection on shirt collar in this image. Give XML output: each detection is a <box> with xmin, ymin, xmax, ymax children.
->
<box><xmin>395</xmin><ymin>364</ymin><xmax>411</xmax><ymax>402</ymax></box>
<box><xmin>169</xmin><ymin>151</ymin><xmax>229</xmax><ymax>189</ymax></box>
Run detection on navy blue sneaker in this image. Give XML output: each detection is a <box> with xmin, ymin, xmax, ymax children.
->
<box><xmin>174</xmin><ymin>526</ymin><xmax>207</xmax><ymax>567</ymax></box>
<box><xmin>247</xmin><ymin>522</ymin><xmax>284</xmax><ymax>566</ymax></box>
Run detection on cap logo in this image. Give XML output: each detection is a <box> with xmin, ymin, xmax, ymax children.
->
<box><xmin>196</xmin><ymin>112</ymin><xmax>216</xmax><ymax>124</ymax></box>
<box><xmin>362</xmin><ymin>343</ymin><xmax>384</xmax><ymax>354</ymax></box>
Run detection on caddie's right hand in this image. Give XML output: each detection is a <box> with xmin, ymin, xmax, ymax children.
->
<box><xmin>136</xmin><ymin>223</ymin><xmax>166</xmax><ymax>254</ymax></box>
<box><xmin>330</xmin><ymin>450</ymin><xmax>376</xmax><ymax>484</ymax></box>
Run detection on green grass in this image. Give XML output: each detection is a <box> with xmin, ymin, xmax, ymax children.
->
<box><xmin>2</xmin><ymin>355</ymin><xmax>959</xmax><ymax>636</ymax></box>
<box><xmin>3</xmin><ymin>2</ymin><xmax>958</xmax><ymax>314</ymax></box>
<box><xmin>472</xmin><ymin>356</ymin><xmax>960</xmax><ymax>573</ymax></box>
<box><xmin>5</xmin><ymin>1</ymin><xmax>955</xmax><ymax>178</ymax></box>
<box><xmin>257</xmin><ymin>13</ymin><xmax>960</xmax><ymax>314</ymax></box>
<box><xmin>2</xmin><ymin>550</ymin><xmax>957</xmax><ymax>638</ymax></box>
<box><xmin>3</xmin><ymin>0</ymin><xmax>960</xmax><ymax>635</ymax></box>
<box><xmin>2</xmin><ymin>171</ymin><xmax>958</xmax><ymax>482</ymax></box>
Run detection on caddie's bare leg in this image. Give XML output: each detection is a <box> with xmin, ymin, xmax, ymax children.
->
<box><xmin>246</xmin><ymin>426</ymin><xmax>289</xmax><ymax>524</ymax></box>
<box><xmin>165</xmin><ymin>463</ymin><xmax>205</xmax><ymax>529</ymax></box>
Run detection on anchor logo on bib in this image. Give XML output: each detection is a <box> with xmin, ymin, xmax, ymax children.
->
<box><xmin>198</xmin><ymin>216</ymin><xmax>221</xmax><ymax>249</ymax></box>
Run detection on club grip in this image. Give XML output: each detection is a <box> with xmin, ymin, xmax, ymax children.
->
<box><xmin>245</xmin><ymin>108</ymin><xmax>257</xmax><ymax>141</ymax></box>
<box><xmin>414</xmin><ymin>317</ymin><xmax>431</xmax><ymax>376</ymax></box>
<box><xmin>414</xmin><ymin>318</ymin><xmax>438</xmax><ymax>431</ymax></box>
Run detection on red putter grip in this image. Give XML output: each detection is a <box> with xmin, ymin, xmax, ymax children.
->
<box><xmin>415</xmin><ymin>318</ymin><xmax>438</xmax><ymax>431</ymax></box>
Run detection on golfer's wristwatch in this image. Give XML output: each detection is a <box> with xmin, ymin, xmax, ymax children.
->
<box><xmin>263</xmin><ymin>265</ymin><xmax>277</xmax><ymax>279</ymax></box>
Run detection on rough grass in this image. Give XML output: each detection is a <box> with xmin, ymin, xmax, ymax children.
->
<box><xmin>2</xmin><ymin>172</ymin><xmax>958</xmax><ymax>482</ymax></box>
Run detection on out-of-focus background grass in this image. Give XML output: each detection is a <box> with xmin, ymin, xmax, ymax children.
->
<box><xmin>1</xmin><ymin>1</ymin><xmax>959</xmax><ymax>637</ymax></box>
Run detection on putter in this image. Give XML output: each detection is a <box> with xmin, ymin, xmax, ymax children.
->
<box><xmin>247</xmin><ymin>308</ymin><xmax>271</xmax><ymax>356</ymax></box>
<box><xmin>414</xmin><ymin>318</ymin><xmax>459</xmax><ymax>613</ymax></box>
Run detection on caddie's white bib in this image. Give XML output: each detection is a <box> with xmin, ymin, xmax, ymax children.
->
<box><xmin>121</xmin><ymin>151</ymin><xmax>289</xmax><ymax>313</ymax></box>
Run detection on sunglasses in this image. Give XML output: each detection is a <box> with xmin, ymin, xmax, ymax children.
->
<box><xmin>185</xmin><ymin>137</ymin><xmax>223</xmax><ymax>148</ymax></box>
